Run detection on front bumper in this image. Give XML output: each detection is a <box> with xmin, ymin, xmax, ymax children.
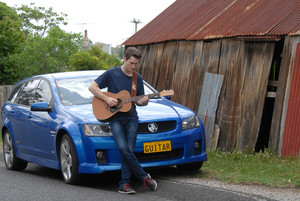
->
<box><xmin>76</xmin><ymin>126</ymin><xmax>207</xmax><ymax>174</ymax></box>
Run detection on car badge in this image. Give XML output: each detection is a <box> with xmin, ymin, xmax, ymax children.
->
<box><xmin>148</xmin><ymin>122</ymin><xmax>158</xmax><ymax>133</ymax></box>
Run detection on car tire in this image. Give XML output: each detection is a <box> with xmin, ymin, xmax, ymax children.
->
<box><xmin>3</xmin><ymin>130</ymin><xmax>28</xmax><ymax>171</ymax></box>
<box><xmin>59</xmin><ymin>134</ymin><xmax>79</xmax><ymax>184</ymax></box>
<box><xmin>176</xmin><ymin>161</ymin><xmax>203</xmax><ymax>171</ymax></box>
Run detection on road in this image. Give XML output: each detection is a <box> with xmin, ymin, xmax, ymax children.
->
<box><xmin>0</xmin><ymin>155</ymin><xmax>274</xmax><ymax>201</ymax></box>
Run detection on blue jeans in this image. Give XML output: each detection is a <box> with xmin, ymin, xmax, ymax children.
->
<box><xmin>109</xmin><ymin>116</ymin><xmax>147</xmax><ymax>185</ymax></box>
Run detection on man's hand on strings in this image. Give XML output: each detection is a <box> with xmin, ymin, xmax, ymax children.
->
<box><xmin>136</xmin><ymin>95</ymin><xmax>149</xmax><ymax>106</ymax></box>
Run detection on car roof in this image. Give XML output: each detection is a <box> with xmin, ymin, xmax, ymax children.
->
<box><xmin>34</xmin><ymin>70</ymin><xmax>105</xmax><ymax>80</ymax></box>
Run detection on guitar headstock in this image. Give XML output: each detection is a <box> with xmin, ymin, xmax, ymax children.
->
<box><xmin>159</xmin><ymin>90</ymin><xmax>174</xmax><ymax>96</ymax></box>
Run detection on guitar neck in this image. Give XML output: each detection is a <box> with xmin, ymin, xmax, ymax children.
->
<box><xmin>122</xmin><ymin>93</ymin><xmax>160</xmax><ymax>103</ymax></box>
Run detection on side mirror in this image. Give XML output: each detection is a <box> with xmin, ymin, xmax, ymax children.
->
<box><xmin>31</xmin><ymin>102</ymin><xmax>52</xmax><ymax>112</ymax></box>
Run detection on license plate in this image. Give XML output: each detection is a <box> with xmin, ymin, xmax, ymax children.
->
<box><xmin>143</xmin><ymin>140</ymin><xmax>172</xmax><ymax>153</ymax></box>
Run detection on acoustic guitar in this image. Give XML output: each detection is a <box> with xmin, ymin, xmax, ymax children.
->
<box><xmin>92</xmin><ymin>90</ymin><xmax>174</xmax><ymax>122</ymax></box>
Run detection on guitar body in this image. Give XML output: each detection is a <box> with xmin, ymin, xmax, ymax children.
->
<box><xmin>92</xmin><ymin>89</ymin><xmax>174</xmax><ymax>122</ymax></box>
<box><xmin>92</xmin><ymin>90</ymin><xmax>132</xmax><ymax>122</ymax></box>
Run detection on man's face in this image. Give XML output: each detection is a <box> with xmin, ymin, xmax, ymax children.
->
<box><xmin>124</xmin><ymin>56</ymin><xmax>139</xmax><ymax>73</ymax></box>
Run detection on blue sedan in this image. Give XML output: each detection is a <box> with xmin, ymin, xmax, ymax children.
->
<box><xmin>1</xmin><ymin>70</ymin><xmax>207</xmax><ymax>184</ymax></box>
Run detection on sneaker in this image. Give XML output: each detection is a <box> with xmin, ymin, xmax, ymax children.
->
<box><xmin>118</xmin><ymin>183</ymin><xmax>136</xmax><ymax>194</ymax></box>
<box><xmin>143</xmin><ymin>174</ymin><xmax>157</xmax><ymax>191</ymax></box>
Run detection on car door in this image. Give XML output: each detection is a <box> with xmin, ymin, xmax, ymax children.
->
<box><xmin>11</xmin><ymin>79</ymin><xmax>40</xmax><ymax>155</ymax></box>
<box><xmin>26</xmin><ymin>79</ymin><xmax>56</xmax><ymax>160</ymax></box>
<box><xmin>6</xmin><ymin>83</ymin><xmax>25</xmax><ymax>153</ymax></box>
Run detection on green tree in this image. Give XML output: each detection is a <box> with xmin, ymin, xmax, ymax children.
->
<box><xmin>89</xmin><ymin>46</ymin><xmax>122</xmax><ymax>69</ymax></box>
<box><xmin>70</xmin><ymin>45</ymin><xmax>122</xmax><ymax>71</ymax></box>
<box><xmin>112</xmin><ymin>45</ymin><xmax>125</xmax><ymax>59</ymax></box>
<box><xmin>16</xmin><ymin>3</ymin><xmax>67</xmax><ymax>37</ymax></box>
<box><xmin>70</xmin><ymin>51</ymin><xmax>101</xmax><ymax>71</ymax></box>
<box><xmin>1</xmin><ymin>2</ymin><xmax>122</xmax><ymax>85</ymax></box>
<box><xmin>0</xmin><ymin>2</ymin><xmax>18</xmax><ymax>20</ymax></box>
<box><xmin>11</xmin><ymin>27</ymin><xmax>82</xmax><ymax>79</ymax></box>
<box><xmin>0</xmin><ymin>2</ymin><xmax>25</xmax><ymax>84</ymax></box>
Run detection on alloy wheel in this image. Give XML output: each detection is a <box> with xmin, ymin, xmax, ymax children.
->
<box><xmin>60</xmin><ymin>138</ymin><xmax>73</xmax><ymax>181</ymax></box>
<box><xmin>2</xmin><ymin>130</ymin><xmax>27</xmax><ymax>170</ymax></box>
<box><xmin>3</xmin><ymin>132</ymin><xmax>14</xmax><ymax>168</ymax></box>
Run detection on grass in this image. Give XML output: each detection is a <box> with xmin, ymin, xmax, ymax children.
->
<box><xmin>0</xmin><ymin>135</ymin><xmax>298</xmax><ymax>188</ymax></box>
<box><xmin>200</xmin><ymin>150</ymin><xmax>300</xmax><ymax>188</ymax></box>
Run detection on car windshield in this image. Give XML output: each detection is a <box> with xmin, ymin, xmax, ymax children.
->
<box><xmin>56</xmin><ymin>77</ymin><xmax>156</xmax><ymax>106</ymax></box>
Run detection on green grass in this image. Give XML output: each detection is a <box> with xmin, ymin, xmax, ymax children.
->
<box><xmin>200</xmin><ymin>150</ymin><xmax>300</xmax><ymax>188</ymax></box>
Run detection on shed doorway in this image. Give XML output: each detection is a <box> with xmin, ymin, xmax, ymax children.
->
<box><xmin>255</xmin><ymin>39</ymin><xmax>284</xmax><ymax>152</ymax></box>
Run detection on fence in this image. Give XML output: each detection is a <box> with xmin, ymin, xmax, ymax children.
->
<box><xmin>0</xmin><ymin>85</ymin><xmax>14</xmax><ymax>124</ymax></box>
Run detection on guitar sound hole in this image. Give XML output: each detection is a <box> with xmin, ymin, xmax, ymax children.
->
<box><xmin>111</xmin><ymin>99</ymin><xmax>122</xmax><ymax>109</ymax></box>
<box><xmin>116</xmin><ymin>99</ymin><xmax>122</xmax><ymax>107</ymax></box>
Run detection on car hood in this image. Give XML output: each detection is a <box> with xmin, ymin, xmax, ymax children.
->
<box><xmin>65</xmin><ymin>99</ymin><xmax>195</xmax><ymax>123</ymax></box>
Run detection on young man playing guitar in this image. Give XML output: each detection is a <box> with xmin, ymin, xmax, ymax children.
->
<box><xmin>88</xmin><ymin>47</ymin><xmax>157</xmax><ymax>194</ymax></box>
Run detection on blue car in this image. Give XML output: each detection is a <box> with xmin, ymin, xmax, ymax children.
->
<box><xmin>1</xmin><ymin>70</ymin><xmax>207</xmax><ymax>184</ymax></box>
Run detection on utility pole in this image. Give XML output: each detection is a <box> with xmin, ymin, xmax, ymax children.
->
<box><xmin>131</xmin><ymin>18</ymin><xmax>141</xmax><ymax>33</ymax></box>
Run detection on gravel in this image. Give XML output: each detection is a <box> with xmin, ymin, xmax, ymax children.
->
<box><xmin>160</xmin><ymin>176</ymin><xmax>300</xmax><ymax>201</ymax></box>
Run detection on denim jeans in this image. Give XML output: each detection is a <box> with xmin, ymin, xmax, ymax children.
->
<box><xmin>109</xmin><ymin>116</ymin><xmax>147</xmax><ymax>185</ymax></box>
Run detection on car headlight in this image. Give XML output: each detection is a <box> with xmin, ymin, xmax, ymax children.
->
<box><xmin>83</xmin><ymin>124</ymin><xmax>113</xmax><ymax>137</ymax></box>
<box><xmin>182</xmin><ymin>115</ymin><xmax>200</xmax><ymax>130</ymax></box>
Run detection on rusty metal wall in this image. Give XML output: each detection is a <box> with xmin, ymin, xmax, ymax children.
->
<box><xmin>281</xmin><ymin>43</ymin><xmax>300</xmax><ymax>156</ymax></box>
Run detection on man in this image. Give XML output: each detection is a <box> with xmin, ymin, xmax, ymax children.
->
<box><xmin>88</xmin><ymin>47</ymin><xmax>157</xmax><ymax>194</ymax></box>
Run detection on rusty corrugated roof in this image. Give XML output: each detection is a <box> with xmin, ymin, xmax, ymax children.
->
<box><xmin>123</xmin><ymin>0</ymin><xmax>300</xmax><ymax>45</ymax></box>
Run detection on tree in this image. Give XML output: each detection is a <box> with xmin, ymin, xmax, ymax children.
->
<box><xmin>11</xmin><ymin>28</ymin><xmax>82</xmax><ymax>79</ymax></box>
<box><xmin>0</xmin><ymin>2</ymin><xmax>77</xmax><ymax>84</ymax></box>
<box><xmin>112</xmin><ymin>45</ymin><xmax>125</xmax><ymax>59</ymax></box>
<box><xmin>1</xmin><ymin>2</ymin><xmax>122</xmax><ymax>85</ymax></box>
<box><xmin>0</xmin><ymin>2</ymin><xmax>25</xmax><ymax>84</ymax></box>
<box><xmin>70</xmin><ymin>45</ymin><xmax>122</xmax><ymax>71</ymax></box>
<box><xmin>69</xmin><ymin>51</ymin><xmax>101</xmax><ymax>71</ymax></box>
<box><xmin>16</xmin><ymin>3</ymin><xmax>68</xmax><ymax>37</ymax></box>
<box><xmin>89</xmin><ymin>46</ymin><xmax>122</xmax><ymax>69</ymax></box>
<box><xmin>0</xmin><ymin>2</ymin><xmax>18</xmax><ymax>20</ymax></box>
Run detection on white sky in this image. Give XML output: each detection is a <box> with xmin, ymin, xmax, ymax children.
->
<box><xmin>2</xmin><ymin>0</ymin><xmax>176</xmax><ymax>46</ymax></box>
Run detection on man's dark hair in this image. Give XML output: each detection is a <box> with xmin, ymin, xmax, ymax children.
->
<box><xmin>124</xmin><ymin>47</ymin><xmax>142</xmax><ymax>60</ymax></box>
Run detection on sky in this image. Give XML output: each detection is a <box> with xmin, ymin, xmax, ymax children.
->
<box><xmin>2</xmin><ymin>0</ymin><xmax>176</xmax><ymax>46</ymax></box>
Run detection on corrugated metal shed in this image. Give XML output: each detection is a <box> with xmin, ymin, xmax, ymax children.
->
<box><xmin>123</xmin><ymin>0</ymin><xmax>300</xmax><ymax>45</ymax></box>
<box><xmin>281</xmin><ymin>43</ymin><xmax>300</xmax><ymax>156</ymax></box>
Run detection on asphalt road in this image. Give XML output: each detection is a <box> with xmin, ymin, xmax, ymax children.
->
<box><xmin>0</xmin><ymin>153</ymin><xmax>274</xmax><ymax>201</ymax></box>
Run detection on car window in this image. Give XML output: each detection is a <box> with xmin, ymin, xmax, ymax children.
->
<box><xmin>16</xmin><ymin>79</ymin><xmax>40</xmax><ymax>106</ymax></box>
<box><xmin>56</xmin><ymin>77</ymin><xmax>156</xmax><ymax>106</ymax></box>
<box><xmin>34</xmin><ymin>79</ymin><xmax>52</xmax><ymax>104</ymax></box>
<box><xmin>144</xmin><ymin>84</ymin><xmax>155</xmax><ymax>95</ymax></box>
<box><xmin>8</xmin><ymin>84</ymin><xmax>23</xmax><ymax>103</ymax></box>
<box><xmin>57</xmin><ymin>77</ymin><xmax>96</xmax><ymax>106</ymax></box>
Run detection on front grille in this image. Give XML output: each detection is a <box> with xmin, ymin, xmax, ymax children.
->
<box><xmin>138</xmin><ymin>121</ymin><xmax>176</xmax><ymax>134</ymax></box>
<box><xmin>135</xmin><ymin>148</ymin><xmax>182</xmax><ymax>162</ymax></box>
